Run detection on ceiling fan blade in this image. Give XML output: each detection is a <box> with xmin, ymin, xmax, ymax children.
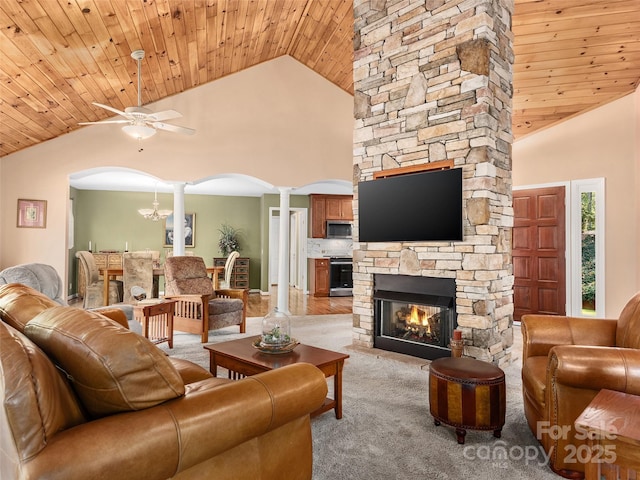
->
<box><xmin>149</xmin><ymin>110</ymin><xmax>182</xmax><ymax>121</ymax></box>
<box><xmin>79</xmin><ymin>120</ymin><xmax>130</xmax><ymax>125</ymax></box>
<box><xmin>92</xmin><ymin>102</ymin><xmax>128</xmax><ymax>117</ymax></box>
<box><xmin>152</xmin><ymin>122</ymin><xmax>195</xmax><ymax>135</ymax></box>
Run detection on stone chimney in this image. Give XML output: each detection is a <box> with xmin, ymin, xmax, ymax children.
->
<box><xmin>352</xmin><ymin>0</ymin><xmax>515</xmax><ymax>366</ymax></box>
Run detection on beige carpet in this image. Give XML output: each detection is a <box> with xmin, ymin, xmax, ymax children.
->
<box><xmin>160</xmin><ymin>315</ymin><xmax>559</xmax><ymax>480</ymax></box>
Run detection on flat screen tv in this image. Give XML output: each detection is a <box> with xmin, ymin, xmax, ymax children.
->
<box><xmin>358</xmin><ymin>168</ymin><xmax>463</xmax><ymax>242</ymax></box>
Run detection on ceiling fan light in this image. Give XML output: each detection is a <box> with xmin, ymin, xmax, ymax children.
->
<box><xmin>122</xmin><ymin>124</ymin><xmax>156</xmax><ymax>140</ymax></box>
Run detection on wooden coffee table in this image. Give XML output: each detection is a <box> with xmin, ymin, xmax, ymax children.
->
<box><xmin>204</xmin><ymin>336</ymin><xmax>349</xmax><ymax>419</ymax></box>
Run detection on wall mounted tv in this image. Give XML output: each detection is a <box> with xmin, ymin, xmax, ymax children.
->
<box><xmin>358</xmin><ymin>168</ymin><xmax>463</xmax><ymax>242</ymax></box>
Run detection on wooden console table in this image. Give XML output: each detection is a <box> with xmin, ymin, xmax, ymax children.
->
<box><xmin>575</xmin><ymin>389</ymin><xmax>640</xmax><ymax>480</ymax></box>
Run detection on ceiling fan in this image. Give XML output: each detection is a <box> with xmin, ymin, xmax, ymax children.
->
<box><xmin>79</xmin><ymin>50</ymin><xmax>195</xmax><ymax>139</ymax></box>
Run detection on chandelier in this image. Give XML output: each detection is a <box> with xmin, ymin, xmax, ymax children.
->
<box><xmin>138</xmin><ymin>190</ymin><xmax>172</xmax><ymax>221</ymax></box>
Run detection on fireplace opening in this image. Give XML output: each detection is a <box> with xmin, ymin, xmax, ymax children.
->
<box><xmin>374</xmin><ymin>274</ymin><xmax>456</xmax><ymax>360</ymax></box>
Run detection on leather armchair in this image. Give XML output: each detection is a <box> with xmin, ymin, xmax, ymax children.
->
<box><xmin>164</xmin><ymin>256</ymin><xmax>247</xmax><ymax>343</ymax></box>
<box><xmin>0</xmin><ymin>283</ymin><xmax>327</xmax><ymax>480</ymax></box>
<box><xmin>521</xmin><ymin>291</ymin><xmax>640</xmax><ymax>478</ymax></box>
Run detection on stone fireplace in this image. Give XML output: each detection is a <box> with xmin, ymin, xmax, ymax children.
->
<box><xmin>352</xmin><ymin>0</ymin><xmax>515</xmax><ymax>366</ymax></box>
<box><xmin>374</xmin><ymin>274</ymin><xmax>456</xmax><ymax>360</ymax></box>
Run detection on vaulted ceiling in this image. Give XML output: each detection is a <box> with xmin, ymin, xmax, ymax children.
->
<box><xmin>1</xmin><ymin>0</ymin><xmax>638</xmax><ymax>158</ymax></box>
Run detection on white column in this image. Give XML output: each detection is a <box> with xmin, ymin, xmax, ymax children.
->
<box><xmin>277</xmin><ymin>187</ymin><xmax>292</xmax><ymax>314</ymax></box>
<box><xmin>172</xmin><ymin>183</ymin><xmax>186</xmax><ymax>256</ymax></box>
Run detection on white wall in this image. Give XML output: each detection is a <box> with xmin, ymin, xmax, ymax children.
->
<box><xmin>513</xmin><ymin>89</ymin><xmax>639</xmax><ymax>317</ymax></box>
<box><xmin>0</xmin><ymin>56</ymin><xmax>354</xmax><ymax>281</ymax></box>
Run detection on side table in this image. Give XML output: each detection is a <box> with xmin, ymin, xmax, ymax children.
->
<box><xmin>575</xmin><ymin>389</ymin><xmax>640</xmax><ymax>480</ymax></box>
<box><xmin>133</xmin><ymin>299</ymin><xmax>176</xmax><ymax>348</ymax></box>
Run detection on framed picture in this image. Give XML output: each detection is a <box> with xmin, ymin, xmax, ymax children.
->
<box><xmin>164</xmin><ymin>213</ymin><xmax>195</xmax><ymax>247</ymax></box>
<box><xmin>17</xmin><ymin>199</ymin><xmax>47</xmax><ymax>228</ymax></box>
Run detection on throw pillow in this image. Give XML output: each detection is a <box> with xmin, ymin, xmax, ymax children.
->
<box><xmin>0</xmin><ymin>283</ymin><xmax>59</xmax><ymax>333</ymax></box>
<box><xmin>1</xmin><ymin>321</ymin><xmax>86</xmax><ymax>459</ymax></box>
<box><xmin>24</xmin><ymin>306</ymin><xmax>185</xmax><ymax>418</ymax></box>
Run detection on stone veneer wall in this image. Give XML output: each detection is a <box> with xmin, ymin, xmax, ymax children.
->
<box><xmin>352</xmin><ymin>0</ymin><xmax>514</xmax><ymax>366</ymax></box>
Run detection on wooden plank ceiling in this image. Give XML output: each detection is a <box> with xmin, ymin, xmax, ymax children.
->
<box><xmin>1</xmin><ymin>0</ymin><xmax>638</xmax><ymax>158</ymax></box>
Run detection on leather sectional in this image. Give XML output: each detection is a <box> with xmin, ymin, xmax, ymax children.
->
<box><xmin>0</xmin><ymin>283</ymin><xmax>327</xmax><ymax>480</ymax></box>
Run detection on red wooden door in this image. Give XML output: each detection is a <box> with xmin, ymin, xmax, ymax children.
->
<box><xmin>513</xmin><ymin>186</ymin><xmax>566</xmax><ymax>321</ymax></box>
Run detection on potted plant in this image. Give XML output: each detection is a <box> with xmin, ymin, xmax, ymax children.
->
<box><xmin>218</xmin><ymin>223</ymin><xmax>240</xmax><ymax>256</ymax></box>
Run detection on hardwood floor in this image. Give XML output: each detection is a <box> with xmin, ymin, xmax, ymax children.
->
<box><xmin>70</xmin><ymin>287</ymin><xmax>353</xmax><ymax>317</ymax></box>
<box><xmin>247</xmin><ymin>287</ymin><xmax>353</xmax><ymax>317</ymax></box>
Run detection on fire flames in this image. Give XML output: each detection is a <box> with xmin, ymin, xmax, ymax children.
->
<box><xmin>407</xmin><ymin>305</ymin><xmax>431</xmax><ymax>334</ymax></box>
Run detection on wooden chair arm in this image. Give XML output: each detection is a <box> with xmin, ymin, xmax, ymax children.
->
<box><xmin>164</xmin><ymin>294</ymin><xmax>211</xmax><ymax>304</ymax></box>
<box><xmin>214</xmin><ymin>288</ymin><xmax>247</xmax><ymax>301</ymax></box>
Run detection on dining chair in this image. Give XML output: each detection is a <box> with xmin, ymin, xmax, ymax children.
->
<box><xmin>164</xmin><ymin>256</ymin><xmax>247</xmax><ymax>343</ymax></box>
<box><xmin>75</xmin><ymin>251</ymin><xmax>122</xmax><ymax>308</ymax></box>
<box><xmin>122</xmin><ymin>252</ymin><xmax>155</xmax><ymax>303</ymax></box>
<box><xmin>219</xmin><ymin>251</ymin><xmax>240</xmax><ymax>289</ymax></box>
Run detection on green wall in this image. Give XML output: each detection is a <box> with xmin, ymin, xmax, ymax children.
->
<box><xmin>69</xmin><ymin>189</ymin><xmax>309</xmax><ymax>294</ymax></box>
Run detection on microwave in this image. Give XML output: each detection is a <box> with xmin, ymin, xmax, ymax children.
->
<box><xmin>326</xmin><ymin>220</ymin><xmax>353</xmax><ymax>239</ymax></box>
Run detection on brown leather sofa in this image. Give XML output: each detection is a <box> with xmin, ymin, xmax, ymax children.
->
<box><xmin>521</xmin><ymin>291</ymin><xmax>640</xmax><ymax>478</ymax></box>
<box><xmin>0</xmin><ymin>283</ymin><xmax>328</xmax><ymax>480</ymax></box>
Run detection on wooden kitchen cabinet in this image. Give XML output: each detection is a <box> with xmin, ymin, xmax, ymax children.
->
<box><xmin>314</xmin><ymin>258</ymin><xmax>330</xmax><ymax>297</ymax></box>
<box><xmin>326</xmin><ymin>196</ymin><xmax>353</xmax><ymax>221</ymax></box>
<box><xmin>311</xmin><ymin>194</ymin><xmax>353</xmax><ymax>238</ymax></box>
<box><xmin>311</xmin><ymin>195</ymin><xmax>327</xmax><ymax>238</ymax></box>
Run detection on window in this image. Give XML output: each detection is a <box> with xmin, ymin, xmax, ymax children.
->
<box><xmin>571</xmin><ymin>179</ymin><xmax>605</xmax><ymax>317</ymax></box>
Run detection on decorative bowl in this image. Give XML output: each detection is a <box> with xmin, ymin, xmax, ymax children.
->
<box><xmin>252</xmin><ymin>337</ymin><xmax>299</xmax><ymax>355</ymax></box>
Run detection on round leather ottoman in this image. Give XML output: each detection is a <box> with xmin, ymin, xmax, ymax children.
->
<box><xmin>429</xmin><ymin>357</ymin><xmax>506</xmax><ymax>444</ymax></box>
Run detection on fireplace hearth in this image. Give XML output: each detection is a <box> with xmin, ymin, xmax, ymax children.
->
<box><xmin>374</xmin><ymin>274</ymin><xmax>456</xmax><ymax>360</ymax></box>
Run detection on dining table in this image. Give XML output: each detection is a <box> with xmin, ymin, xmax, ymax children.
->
<box><xmin>100</xmin><ymin>265</ymin><xmax>224</xmax><ymax>306</ymax></box>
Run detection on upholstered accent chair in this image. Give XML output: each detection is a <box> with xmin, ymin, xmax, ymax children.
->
<box><xmin>219</xmin><ymin>251</ymin><xmax>240</xmax><ymax>289</ymax></box>
<box><xmin>122</xmin><ymin>252</ymin><xmax>155</xmax><ymax>303</ymax></box>
<box><xmin>521</xmin><ymin>291</ymin><xmax>640</xmax><ymax>478</ymax></box>
<box><xmin>75</xmin><ymin>251</ymin><xmax>123</xmax><ymax>308</ymax></box>
<box><xmin>164</xmin><ymin>256</ymin><xmax>247</xmax><ymax>343</ymax></box>
<box><xmin>0</xmin><ymin>263</ymin><xmax>66</xmax><ymax>305</ymax></box>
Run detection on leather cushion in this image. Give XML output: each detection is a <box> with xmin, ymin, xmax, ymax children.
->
<box><xmin>522</xmin><ymin>355</ymin><xmax>547</xmax><ymax>408</ymax></box>
<box><xmin>0</xmin><ymin>283</ymin><xmax>59</xmax><ymax>333</ymax></box>
<box><xmin>24</xmin><ymin>306</ymin><xmax>185</xmax><ymax>419</ymax></box>
<box><xmin>169</xmin><ymin>357</ymin><xmax>214</xmax><ymax>385</ymax></box>
<box><xmin>617</xmin><ymin>291</ymin><xmax>640</xmax><ymax>348</ymax></box>
<box><xmin>0</xmin><ymin>321</ymin><xmax>86</xmax><ymax>460</ymax></box>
